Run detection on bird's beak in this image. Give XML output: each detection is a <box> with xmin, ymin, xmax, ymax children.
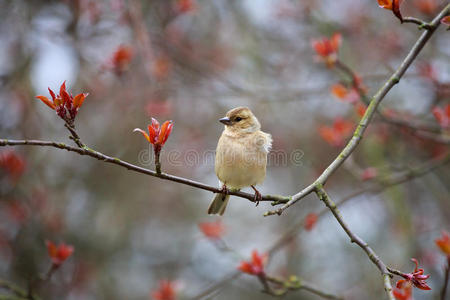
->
<box><xmin>219</xmin><ymin>117</ymin><xmax>232</xmax><ymax>125</ymax></box>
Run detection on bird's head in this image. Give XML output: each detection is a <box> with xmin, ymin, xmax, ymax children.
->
<box><xmin>219</xmin><ymin>107</ymin><xmax>261</xmax><ymax>133</ymax></box>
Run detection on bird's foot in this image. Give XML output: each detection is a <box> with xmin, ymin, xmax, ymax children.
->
<box><xmin>251</xmin><ymin>185</ymin><xmax>262</xmax><ymax>206</ymax></box>
<box><xmin>219</xmin><ymin>184</ymin><xmax>229</xmax><ymax>198</ymax></box>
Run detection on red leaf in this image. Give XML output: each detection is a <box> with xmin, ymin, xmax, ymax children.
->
<box><xmin>36</xmin><ymin>95</ymin><xmax>56</xmax><ymax>110</ymax></box>
<box><xmin>331</xmin><ymin>84</ymin><xmax>348</xmax><ymax>99</ymax></box>
<box><xmin>48</xmin><ymin>88</ymin><xmax>56</xmax><ymax>101</ymax></box>
<box><xmin>378</xmin><ymin>0</ymin><xmax>404</xmax><ymax>22</ymax></box>
<box><xmin>159</xmin><ymin>121</ymin><xmax>173</xmax><ymax>145</ymax></box>
<box><xmin>392</xmin><ymin>0</ymin><xmax>403</xmax><ymax>22</ymax></box>
<box><xmin>133</xmin><ymin>128</ymin><xmax>151</xmax><ymax>143</ymax></box>
<box><xmin>237</xmin><ymin>250</ymin><xmax>267</xmax><ymax>275</ymax></box>
<box><xmin>441</xmin><ymin>16</ymin><xmax>450</xmax><ymax>26</ymax></box>
<box><xmin>45</xmin><ymin>240</ymin><xmax>74</xmax><ymax>266</ymax></box>
<box><xmin>151</xmin><ymin>280</ymin><xmax>176</xmax><ymax>300</ymax></box>
<box><xmin>435</xmin><ymin>230</ymin><xmax>450</xmax><ymax>256</ymax></box>
<box><xmin>198</xmin><ymin>220</ymin><xmax>225</xmax><ymax>239</ymax></box>
<box><xmin>304</xmin><ymin>213</ymin><xmax>318</xmax><ymax>231</ymax></box>
<box><xmin>72</xmin><ymin>93</ymin><xmax>87</xmax><ymax>109</ymax></box>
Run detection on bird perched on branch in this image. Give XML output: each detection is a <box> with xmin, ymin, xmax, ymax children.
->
<box><xmin>208</xmin><ymin>107</ymin><xmax>272</xmax><ymax>215</ymax></box>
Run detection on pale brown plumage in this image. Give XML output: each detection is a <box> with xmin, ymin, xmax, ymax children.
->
<box><xmin>208</xmin><ymin>107</ymin><xmax>272</xmax><ymax>215</ymax></box>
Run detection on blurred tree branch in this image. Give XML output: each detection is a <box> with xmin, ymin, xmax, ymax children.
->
<box><xmin>0</xmin><ymin>279</ymin><xmax>29</xmax><ymax>300</ymax></box>
<box><xmin>264</xmin><ymin>275</ymin><xmax>343</xmax><ymax>299</ymax></box>
<box><xmin>442</xmin><ymin>256</ymin><xmax>450</xmax><ymax>300</ymax></box>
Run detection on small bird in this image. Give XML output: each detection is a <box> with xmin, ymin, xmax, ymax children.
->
<box><xmin>208</xmin><ymin>107</ymin><xmax>272</xmax><ymax>215</ymax></box>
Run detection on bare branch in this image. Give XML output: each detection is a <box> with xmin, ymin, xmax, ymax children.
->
<box><xmin>315</xmin><ymin>186</ymin><xmax>394</xmax><ymax>300</ymax></box>
<box><xmin>265</xmin><ymin>3</ymin><xmax>450</xmax><ymax>216</ymax></box>
<box><xmin>0</xmin><ymin>139</ymin><xmax>290</xmax><ymax>204</ymax></box>
<box><xmin>0</xmin><ymin>279</ymin><xmax>28</xmax><ymax>300</ymax></box>
<box><xmin>267</xmin><ymin>153</ymin><xmax>450</xmax><ymax>255</ymax></box>
<box><xmin>442</xmin><ymin>256</ymin><xmax>450</xmax><ymax>300</ymax></box>
<box><xmin>403</xmin><ymin>17</ymin><xmax>433</xmax><ymax>30</ymax></box>
<box><xmin>264</xmin><ymin>275</ymin><xmax>344</xmax><ymax>299</ymax></box>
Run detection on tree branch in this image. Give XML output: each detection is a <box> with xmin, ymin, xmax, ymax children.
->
<box><xmin>64</xmin><ymin>123</ymin><xmax>85</xmax><ymax>148</ymax></box>
<box><xmin>188</xmin><ymin>153</ymin><xmax>448</xmax><ymax>299</ymax></box>
<box><xmin>0</xmin><ymin>139</ymin><xmax>290</xmax><ymax>204</ymax></box>
<box><xmin>267</xmin><ymin>153</ymin><xmax>449</xmax><ymax>255</ymax></box>
<box><xmin>315</xmin><ymin>186</ymin><xmax>394</xmax><ymax>300</ymax></box>
<box><xmin>0</xmin><ymin>279</ymin><xmax>28</xmax><ymax>299</ymax></box>
<box><xmin>442</xmin><ymin>256</ymin><xmax>450</xmax><ymax>300</ymax></box>
<box><xmin>264</xmin><ymin>275</ymin><xmax>344</xmax><ymax>299</ymax></box>
<box><xmin>335</xmin><ymin>53</ymin><xmax>447</xmax><ymax>144</ymax></box>
<box><xmin>403</xmin><ymin>17</ymin><xmax>433</xmax><ymax>30</ymax></box>
<box><xmin>265</xmin><ymin>3</ymin><xmax>450</xmax><ymax>216</ymax></box>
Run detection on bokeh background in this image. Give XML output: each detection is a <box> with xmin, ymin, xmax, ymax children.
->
<box><xmin>0</xmin><ymin>0</ymin><xmax>449</xmax><ymax>299</ymax></box>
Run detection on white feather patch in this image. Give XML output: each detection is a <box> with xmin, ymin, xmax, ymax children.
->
<box><xmin>262</xmin><ymin>133</ymin><xmax>272</xmax><ymax>153</ymax></box>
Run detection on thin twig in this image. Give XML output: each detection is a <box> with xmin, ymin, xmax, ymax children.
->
<box><xmin>403</xmin><ymin>17</ymin><xmax>433</xmax><ymax>30</ymax></box>
<box><xmin>267</xmin><ymin>153</ymin><xmax>450</xmax><ymax>255</ymax></box>
<box><xmin>189</xmin><ymin>154</ymin><xmax>448</xmax><ymax>299</ymax></box>
<box><xmin>335</xmin><ymin>59</ymin><xmax>443</xmax><ymax>136</ymax></box>
<box><xmin>0</xmin><ymin>139</ymin><xmax>290</xmax><ymax>204</ymax></box>
<box><xmin>442</xmin><ymin>256</ymin><xmax>450</xmax><ymax>300</ymax></box>
<box><xmin>0</xmin><ymin>296</ymin><xmax>28</xmax><ymax>300</ymax></box>
<box><xmin>64</xmin><ymin>123</ymin><xmax>85</xmax><ymax>148</ymax></box>
<box><xmin>0</xmin><ymin>280</ymin><xmax>27</xmax><ymax>299</ymax></box>
<box><xmin>188</xmin><ymin>272</ymin><xmax>241</xmax><ymax>300</ymax></box>
<box><xmin>265</xmin><ymin>275</ymin><xmax>344</xmax><ymax>299</ymax></box>
<box><xmin>264</xmin><ymin>3</ymin><xmax>450</xmax><ymax>217</ymax></box>
<box><xmin>315</xmin><ymin>186</ymin><xmax>394</xmax><ymax>300</ymax></box>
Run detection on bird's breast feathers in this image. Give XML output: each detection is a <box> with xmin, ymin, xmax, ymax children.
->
<box><xmin>214</xmin><ymin>130</ymin><xmax>272</xmax><ymax>188</ymax></box>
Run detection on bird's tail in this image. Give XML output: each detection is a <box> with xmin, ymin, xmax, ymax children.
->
<box><xmin>207</xmin><ymin>193</ymin><xmax>230</xmax><ymax>216</ymax></box>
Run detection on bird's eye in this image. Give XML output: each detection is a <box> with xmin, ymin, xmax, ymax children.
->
<box><xmin>235</xmin><ymin>117</ymin><xmax>242</xmax><ymax>122</ymax></box>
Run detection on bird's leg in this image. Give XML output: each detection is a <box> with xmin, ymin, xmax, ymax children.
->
<box><xmin>251</xmin><ymin>185</ymin><xmax>262</xmax><ymax>206</ymax></box>
<box><xmin>219</xmin><ymin>183</ymin><xmax>229</xmax><ymax>199</ymax></box>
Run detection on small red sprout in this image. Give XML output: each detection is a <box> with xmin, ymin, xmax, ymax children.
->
<box><xmin>46</xmin><ymin>240</ymin><xmax>74</xmax><ymax>267</ymax></box>
<box><xmin>0</xmin><ymin>150</ymin><xmax>25</xmax><ymax>181</ymax></box>
<box><xmin>432</xmin><ymin>104</ymin><xmax>450</xmax><ymax>129</ymax></box>
<box><xmin>198</xmin><ymin>220</ymin><xmax>225</xmax><ymax>240</ymax></box>
<box><xmin>414</xmin><ymin>0</ymin><xmax>439</xmax><ymax>15</ymax></box>
<box><xmin>393</xmin><ymin>279</ymin><xmax>413</xmax><ymax>300</ymax></box>
<box><xmin>378</xmin><ymin>0</ymin><xmax>403</xmax><ymax>22</ymax></box>
<box><xmin>331</xmin><ymin>83</ymin><xmax>361</xmax><ymax>105</ymax></box>
<box><xmin>417</xmin><ymin>63</ymin><xmax>438</xmax><ymax>83</ymax></box>
<box><xmin>304</xmin><ymin>213</ymin><xmax>318</xmax><ymax>231</ymax></box>
<box><xmin>238</xmin><ymin>250</ymin><xmax>267</xmax><ymax>276</ymax></box>
<box><xmin>361</xmin><ymin>167</ymin><xmax>377</xmax><ymax>181</ymax></box>
<box><xmin>175</xmin><ymin>0</ymin><xmax>196</xmax><ymax>14</ymax></box>
<box><xmin>355</xmin><ymin>102</ymin><xmax>367</xmax><ymax>118</ymax></box>
<box><xmin>134</xmin><ymin>118</ymin><xmax>173</xmax><ymax>173</ymax></box>
<box><xmin>134</xmin><ymin>118</ymin><xmax>173</xmax><ymax>154</ymax></box>
<box><xmin>110</xmin><ymin>45</ymin><xmax>133</xmax><ymax>75</ymax></box>
<box><xmin>36</xmin><ymin>81</ymin><xmax>88</xmax><ymax>124</ymax></box>
<box><xmin>318</xmin><ymin>118</ymin><xmax>354</xmax><ymax>147</ymax></box>
<box><xmin>398</xmin><ymin>258</ymin><xmax>431</xmax><ymax>290</ymax></box>
<box><xmin>311</xmin><ymin>33</ymin><xmax>341</xmax><ymax>67</ymax></box>
<box><xmin>441</xmin><ymin>16</ymin><xmax>450</xmax><ymax>27</ymax></box>
<box><xmin>435</xmin><ymin>231</ymin><xmax>450</xmax><ymax>256</ymax></box>
<box><xmin>151</xmin><ymin>280</ymin><xmax>176</xmax><ymax>300</ymax></box>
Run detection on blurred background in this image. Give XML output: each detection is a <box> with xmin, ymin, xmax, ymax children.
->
<box><xmin>0</xmin><ymin>0</ymin><xmax>449</xmax><ymax>299</ymax></box>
